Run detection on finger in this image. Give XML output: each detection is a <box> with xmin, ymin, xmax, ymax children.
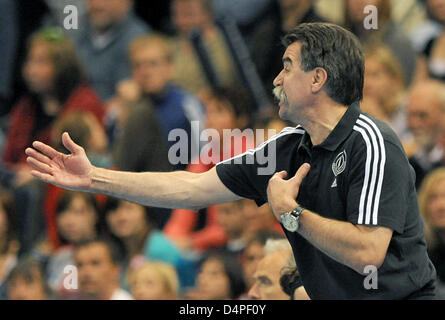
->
<box><xmin>32</xmin><ymin>141</ymin><xmax>60</xmax><ymax>159</ymax></box>
<box><xmin>30</xmin><ymin>170</ymin><xmax>55</xmax><ymax>184</ymax></box>
<box><xmin>273</xmin><ymin>170</ymin><xmax>288</xmax><ymax>179</ymax></box>
<box><xmin>27</xmin><ymin>157</ymin><xmax>53</xmax><ymax>174</ymax></box>
<box><xmin>290</xmin><ymin>163</ymin><xmax>311</xmax><ymax>187</ymax></box>
<box><xmin>62</xmin><ymin>132</ymin><xmax>83</xmax><ymax>154</ymax></box>
<box><xmin>25</xmin><ymin>148</ymin><xmax>53</xmax><ymax>166</ymax></box>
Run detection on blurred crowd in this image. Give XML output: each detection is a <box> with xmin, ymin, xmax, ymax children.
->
<box><xmin>0</xmin><ymin>0</ymin><xmax>445</xmax><ymax>300</ymax></box>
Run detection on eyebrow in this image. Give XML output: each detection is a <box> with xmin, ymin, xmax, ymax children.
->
<box><xmin>282</xmin><ymin>57</ymin><xmax>292</xmax><ymax>65</ymax></box>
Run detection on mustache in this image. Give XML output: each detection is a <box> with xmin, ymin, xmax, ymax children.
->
<box><xmin>273</xmin><ymin>86</ymin><xmax>288</xmax><ymax>105</ymax></box>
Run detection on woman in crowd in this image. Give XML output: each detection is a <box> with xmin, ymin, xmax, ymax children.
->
<box><xmin>128</xmin><ymin>261</ymin><xmax>179</xmax><ymax>300</ymax></box>
<box><xmin>343</xmin><ymin>0</ymin><xmax>418</xmax><ymax>86</ymax></box>
<box><xmin>418</xmin><ymin>168</ymin><xmax>445</xmax><ymax>285</ymax></box>
<box><xmin>184</xmin><ymin>252</ymin><xmax>246</xmax><ymax>300</ymax></box>
<box><xmin>46</xmin><ymin>191</ymin><xmax>101</xmax><ymax>297</ymax></box>
<box><xmin>104</xmin><ymin>198</ymin><xmax>194</xmax><ymax>290</ymax></box>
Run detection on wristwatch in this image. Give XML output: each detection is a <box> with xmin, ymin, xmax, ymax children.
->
<box><xmin>281</xmin><ymin>205</ymin><xmax>305</xmax><ymax>232</ymax></box>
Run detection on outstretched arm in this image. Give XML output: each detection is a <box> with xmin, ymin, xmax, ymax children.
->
<box><xmin>25</xmin><ymin>132</ymin><xmax>242</xmax><ymax>210</ymax></box>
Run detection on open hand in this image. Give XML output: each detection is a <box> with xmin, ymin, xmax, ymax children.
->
<box><xmin>25</xmin><ymin>132</ymin><xmax>94</xmax><ymax>191</ymax></box>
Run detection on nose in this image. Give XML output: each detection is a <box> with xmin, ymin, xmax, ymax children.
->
<box><xmin>247</xmin><ymin>282</ymin><xmax>260</xmax><ymax>300</ymax></box>
<box><xmin>273</xmin><ymin>70</ymin><xmax>284</xmax><ymax>87</ymax></box>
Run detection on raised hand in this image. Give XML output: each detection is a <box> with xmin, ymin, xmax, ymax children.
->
<box><xmin>25</xmin><ymin>132</ymin><xmax>94</xmax><ymax>191</ymax></box>
<box><xmin>267</xmin><ymin>163</ymin><xmax>311</xmax><ymax>221</ymax></box>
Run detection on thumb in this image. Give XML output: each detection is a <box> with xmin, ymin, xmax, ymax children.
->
<box><xmin>274</xmin><ymin>170</ymin><xmax>288</xmax><ymax>179</ymax></box>
<box><xmin>62</xmin><ymin>132</ymin><xmax>83</xmax><ymax>154</ymax></box>
<box><xmin>290</xmin><ymin>163</ymin><xmax>311</xmax><ymax>187</ymax></box>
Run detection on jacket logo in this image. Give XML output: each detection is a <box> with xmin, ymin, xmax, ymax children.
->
<box><xmin>331</xmin><ymin>150</ymin><xmax>347</xmax><ymax>188</ymax></box>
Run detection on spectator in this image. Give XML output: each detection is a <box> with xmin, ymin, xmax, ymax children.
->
<box><xmin>7</xmin><ymin>258</ymin><xmax>50</xmax><ymax>300</ymax></box>
<box><xmin>2</xmin><ymin>27</ymin><xmax>104</xmax><ymax>255</ymax></box>
<box><xmin>249</xmin><ymin>0</ymin><xmax>327</xmax><ymax>97</ymax></box>
<box><xmin>46</xmin><ymin>191</ymin><xmax>101</xmax><ymax>296</ymax></box>
<box><xmin>170</xmin><ymin>0</ymin><xmax>240</xmax><ymax>94</ymax></box>
<box><xmin>128</xmin><ymin>261</ymin><xmax>179</xmax><ymax>300</ymax></box>
<box><xmin>72</xmin><ymin>0</ymin><xmax>150</xmax><ymax>101</ymax></box>
<box><xmin>215</xmin><ymin>200</ymin><xmax>249</xmax><ymax>257</ymax></box>
<box><xmin>418</xmin><ymin>168</ymin><xmax>445</xmax><ymax>285</ymax></box>
<box><xmin>362</xmin><ymin>44</ymin><xmax>408</xmax><ymax>140</ymax></box>
<box><xmin>44</xmin><ymin>112</ymin><xmax>110</xmax><ymax>250</ymax></box>
<box><xmin>184</xmin><ymin>252</ymin><xmax>246</xmax><ymax>300</ymax></box>
<box><xmin>74</xmin><ymin>239</ymin><xmax>132</xmax><ymax>300</ymax></box>
<box><xmin>3</xmin><ymin>27</ymin><xmax>104</xmax><ymax>172</ymax></box>
<box><xmin>0</xmin><ymin>190</ymin><xmax>19</xmax><ymax>299</ymax></box>
<box><xmin>112</xmin><ymin>33</ymin><xmax>205</xmax><ymax>172</ymax></box>
<box><xmin>279</xmin><ymin>251</ymin><xmax>310</xmax><ymax>300</ymax></box>
<box><xmin>406</xmin><ymin>80</ymin><xmax>445</xmax><ymax>187</ymax></box>
<box><xmin>415</xmin><ymin>0</ymin><xmax>445</xmax><ymax>82</ymax></box>
<box><xmin>240</xmin><ymin>231</ymin><xmax>285</xmax><ymax>297</ymax></box>
<box><xmin>410</xmin><ymin>0</ymin><xmax>444</xmax><ymax>53</ymax></box>
<box><xmin>104</xmin><ymin>198</ymin><xmax>194</xmax><ymax>289</ymax></box>
<box><xmin>343</xmin><ymin>0</ymin><xmax>418</xmax><ymax>86</ymax></box>
<box><xmin>248</xmin><ymin>239</ymin><xmax>307</xmax><ymax>300</ymax></box>
<box><xmin>164</xmin><ymin>87</ymin><xmax>254</xmax><ymax>252</ymax></box>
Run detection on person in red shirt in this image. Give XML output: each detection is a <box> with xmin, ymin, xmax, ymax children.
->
<box><xmin>3</xmin><ymin>27</ymin><xmax>104</xmax><ymax>179</ymax></box>
<box><xmin>2</xmin><ymin>28</ymin><xmax>104</xmax><ymax>255</ymax></box>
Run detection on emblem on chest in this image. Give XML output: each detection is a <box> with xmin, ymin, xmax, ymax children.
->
<box><xmin>331</xmin><ymin>150</ymin><xmax>347</xmax><ymax>188</ymax></box>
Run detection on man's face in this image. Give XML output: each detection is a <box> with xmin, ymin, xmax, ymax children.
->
<box><xmin>74</xmin><ymin>243</ymin><xmax>119</xmax><ymax>298</ymax></box>
<box><xmin>172</xmin><ymin>0</ymin><xmax>210</xmax><ymax>36</ymax></box>
<box><xmin>248</xmin><ymin>250</ymin><xmax>290</xmax><ymax>300</ymax></box>
<box><xmin>216</xmin><ymin>202</ymin><xmax>245</xmax><ymax>239</ymax></box>
<box><xmin>131</xmin><ymin>45</ymin><xmax>173</xmax><ymax>94</ymax></box>
<box><xmin>428</xmin><ymin>0</ymin><xmax>445</xmax><ymax>23</ymax></box>
<box><xmin>241</xmin><ymin>242</ymin><xmax>265</xmax><ymax>288</ymax></box>
<box><xmin>406</xmin><ymin>88</ymin><xmax>443</xmax><ymax>146</ymax></box>
<box><xmin>87</xmin><ymin>0</ymin><xmax>131</xmax><ymax>31</ymax></box>
<box><xmin>273</xmin><ymin>42</ymin><xmax>315</xmax><ymax>123</ymax></box>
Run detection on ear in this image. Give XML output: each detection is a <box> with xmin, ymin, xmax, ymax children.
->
<box><xmin>311</xmin><ymin>67</ymin><xmax>328</xmax><ymax>94</ymax></box>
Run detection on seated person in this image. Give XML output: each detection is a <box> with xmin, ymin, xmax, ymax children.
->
<box><xmin>7</xmin><ymin>258</ymin><xmax>51</xmax><ymax>300</ymax></box>
<box><xmin>104</xmin><ymin>198</ymin><xmax>195</xmax><ymax>289</ymax></box>
<box><xmin>110</xmin><ymin>33</ymin><xmax>206</xmax><ymax>172</ymax></box>
<box><xmin>73</xmin><ymin>239</ymin><xmax>132</xmax><ymax>300</ymax></box>
<box><xmin>44</xmin><ymin>112</ymin><xmax>110</xmax><ymax>250</ymax></box>
<box><xmin>164</xmin><ymin>87</ymin><xmax>254</xmax><ymax>252</ymax></box>
<box><xmin>248</xmin><ymin>239</ymin><xmax>309</xmax><ymax>300</ymax></box>
<box><xmin>183</xmin><ymin>251</ymin><xmax>246</xmax><ymax>300</ymax></box>
<box><xmin>128</xmin><ymin>261</ymin><xmax>179</xmax><ymax>300</ymax></box>
<box><xmin>46</xmin><ymin>191</ymin><xmax>101</xmax><ymax>297</ymax></box>
<box><xmin>72</xmin><ymin>0</ymin><xmax>150</xmax><ymax>101</ymax></box>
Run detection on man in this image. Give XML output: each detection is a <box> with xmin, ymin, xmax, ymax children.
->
<box><xmin>406</xmin><ymin>80</ymin><xmax>445</xmax><ymax>187</ymax></box>
<box><xmin>74</xmin><ymin>239</ymin><xmax>132</xmax><ymax>300</ymax></box>
<box><xmin>112</xmin><ymin>33</ymin><xmax>205</xmax><ymax>173</ymax></box>
<box><xmin>73</xmin><ymin>0</ymin><xmax>150</xmax><ymax>101</ymax></box>
<box><xmin>26</xmin><ymin>23</ymin><xmax>436</xmax><ymax>299</ymax></box>
<box><xmin>248</xmin><ymin>238</ymin><xmax>309</xmax><ymax>300</ymax></box>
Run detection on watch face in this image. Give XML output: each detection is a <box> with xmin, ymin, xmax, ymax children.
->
<box><xmin>282</xmin><ymin>213</ymin><xmax>298</xmax><ymax>232</ymax></box>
